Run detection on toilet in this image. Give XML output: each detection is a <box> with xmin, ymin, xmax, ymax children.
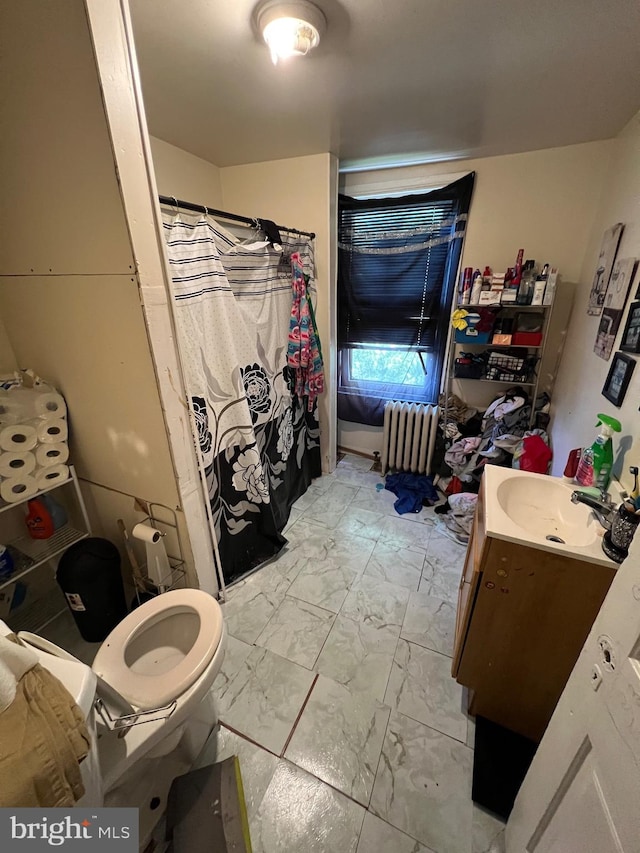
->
<box><xmin>4</xmin><ymin>588</ymin><xmax>226</xmax><ymax>848</ymax></box>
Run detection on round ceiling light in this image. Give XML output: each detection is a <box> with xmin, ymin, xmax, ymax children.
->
<box><xmin>254</xmin><ymin>1</ymin><xmax>327</xmax><ymax>65</ymax></box>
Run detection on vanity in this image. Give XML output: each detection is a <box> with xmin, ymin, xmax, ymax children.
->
<box><xmin>452</xmin><ymin>466</ymin><xmax>617</xmax><ymax>742</ymax></box>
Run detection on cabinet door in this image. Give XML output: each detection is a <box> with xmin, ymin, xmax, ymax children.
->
<box><xmin>452</xmin><ymin>487</ymin><xmax>486</xmax><ymax>676</ymax></box>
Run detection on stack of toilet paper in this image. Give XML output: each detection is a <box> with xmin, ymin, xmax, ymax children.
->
<box><xmin>0</xmin><ymin>380</ymin><xmax>69</xmax><ymax>504</ymax></box>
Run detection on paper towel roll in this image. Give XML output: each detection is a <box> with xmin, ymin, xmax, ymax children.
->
<box><xmin>0</xmin><ymin>424</ymin><xmax>38</xmax><ymax>453</ymax></box>
<box><xmin>35</xmin><ymin>442</ymin><xmax>69</xmax><ymax>468</ymax></box>
<box><xmin>0</xmin><ymin>451</ymin><xmax>36</xmax><ymax>478</ymax></box>
<box><xmin>34</xmin><ymin>392</ymin><xmax>67</xmax><ymax>420</ymax></box>
<box><xmin>35</xmin><ymin>464</ymin><xmax>70</xmax><ymax>489</ymax></box>
<box><xmin>0</xmin><ymin>474</ymin><xmax>38</xmax><ymax>503</ymax></box>
<box><xmin>36</xmin><ymin>419</ymin><xmax>68</xmax><ymax>444</ymax></box>
<box><xmin>132</xmin><ymin>522</ymin><xmax>162</xmax><ymax>544</ymax></box>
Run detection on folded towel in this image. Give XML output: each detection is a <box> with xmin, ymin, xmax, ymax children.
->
<box><xmin>0</xmin><ymin>633</ymin><xmax>38</xmax><ymax>712</ymax></box>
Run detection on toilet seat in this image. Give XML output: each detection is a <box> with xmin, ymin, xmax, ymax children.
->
<box><xmin>93</xmin><ymin>589</ymin><xmax>223</xmax><ymax>711</ymax></box>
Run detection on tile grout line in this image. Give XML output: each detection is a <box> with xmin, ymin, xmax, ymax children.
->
<box><xmin>217</xmin><ymin>721</ymin><xmax>282</xmax><ymax>759</ymax></box>
<box><xmin>280</xmin><ymin>672</ymin><xmax>319</xmax><ymax>758</ymax></box>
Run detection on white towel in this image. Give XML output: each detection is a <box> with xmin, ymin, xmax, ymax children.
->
<box><xmin>0</xmin><ymin>635</ymin><xmax>38</xmax><ymax>712</ymax></box>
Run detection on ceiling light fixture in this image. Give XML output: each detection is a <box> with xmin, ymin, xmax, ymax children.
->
<box><xmin>254</xmin><ymin>1</ymin><xmax>327</xmax><ymax>66</ymax></box>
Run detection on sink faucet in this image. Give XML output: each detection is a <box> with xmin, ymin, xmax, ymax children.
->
<box><xmin>571</xmin><ymin>490</ymin><xmax>615</xmax><ymax>530</ymax></box>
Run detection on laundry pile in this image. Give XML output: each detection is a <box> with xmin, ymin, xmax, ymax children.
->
<box><xmin>438</xmin><ymin>387</ymin><xmax>551</xmax><ymax>489</ymax></box>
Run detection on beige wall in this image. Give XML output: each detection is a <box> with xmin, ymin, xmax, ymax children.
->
<box><xmin>0</xmin><ymin>1</ymin><xmax>197</xmax><ymax>622</ymax></box>
<box><xmin>551</xmin><ymin>112</ymin><xmax>640</xmax><ymax>487</ymax></box>
<box><xmin>149</xmin><ymin>136</ymin><xmax>223</xmax><ymax>206</ymax></box>
<box><xmin>0</xmin><ymin>316</ymin><xmax>17</xmax><ymax>374</ymax></box>
<box><xmin>338</xmin><ymin>140</ymin><xmax>614</xmax><ymax>455</ymax></box>
<box><xmin>220</xmin><ymin>153</ymin><xmax>338</xmax><ymax>472</ymax></box>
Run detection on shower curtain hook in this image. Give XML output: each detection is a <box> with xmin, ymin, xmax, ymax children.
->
<box><xmin>203</xmin><ymin>205</ymin><xmax>209</xmax><ymax>218</ymax></box>
<box><xmin>171</xmin><ymin>196</ymin><xmax>179</xmax><ymax>216</ymax></box>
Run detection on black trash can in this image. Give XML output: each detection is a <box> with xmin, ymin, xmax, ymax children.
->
<box><xmin>56</xmin><ymin>538</ymin><xmax>128</xmax><ymax>642</ymax></box>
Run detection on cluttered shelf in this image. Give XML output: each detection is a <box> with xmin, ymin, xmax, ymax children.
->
<box><xmin>0</xmin><ymin>464</ymin><xmax>92</xmax><ymax>595</ymax></box>
<box><xmin>0</xmin><ymin>524</ymin><xmax>89</xmax><ymax>595</ymax></box>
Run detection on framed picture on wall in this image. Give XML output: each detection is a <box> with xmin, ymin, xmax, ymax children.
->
<box><xmin>587</xmin><ymin>223</ymin><xmax>624</xmax><ymax>316</ymax></box>
<box><xmin>593</xmin><ymin>258</ymin><xmax>638</xmax><ymax>360</ymax></box>
<box><xmin>621</xmin><ymin>302</ymin><xmax>640</xmax><ymax>354</ymax></box>
<box><xmin>602</xmin><ymin>351</ymin><xmax>636</xmax><ymax>407</ymax></box>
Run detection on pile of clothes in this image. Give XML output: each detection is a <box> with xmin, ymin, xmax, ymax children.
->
<box><xmin>437</xmin><ymin>387</ymin><xmax>552</xmax><ymax>490</ymax></box>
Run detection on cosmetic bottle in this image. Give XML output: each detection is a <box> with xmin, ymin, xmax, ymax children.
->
<box><xmin>517</xmin><ymin>260</ymin><xmax>536</xmax><ymax>305</ymax></box>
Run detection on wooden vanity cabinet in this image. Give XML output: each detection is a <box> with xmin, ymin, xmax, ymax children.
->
<box><xmin>452</xmin><ymin>480</ymin><xmax>616</xmax><ymax>742</ymax></box>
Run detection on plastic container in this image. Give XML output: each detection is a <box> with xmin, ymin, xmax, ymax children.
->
<box><xmin>455</xmin><ymin>328</ymin><xmax>491</xmax><ymax>344</ymax></box>
<box><xmin>56</xmin><ymin>538</ymin><xmax>128</xmax><ymax>642</ymax></box>
<box><xmin>0</xmin><ymin>545</ymin><xmax>14</xmax><ymax>579</ymax></box>
<box><xmin>25</xmin><ymin>498</ymin><xmax>54</xmax><ymax>540</ymax></box>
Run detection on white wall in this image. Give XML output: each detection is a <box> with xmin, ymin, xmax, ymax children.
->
<box><xmin>220</xmin><ymin>154</ymin><xmax>338</xmax><ymax>473</ymax></box>
<box><xmin>551</xmin><ymin>113</ymin><xmax>640</xmax><ymax>489</ymax></box>
<box><xmin>0</xmin><ymin>0</ymin><xmax>208</xmax><ymax>615</ymax></box>
<box><xmin>338</xmin><ymin>140</ymin><xmax>614</xmax><ymax>455</ymax></box>
<box><xmin>149</xmin><ymin>136</ymin><xmax>223</xmax><ymax>206</ymax></box>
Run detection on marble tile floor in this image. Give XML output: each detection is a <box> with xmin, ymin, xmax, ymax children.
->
<box><xmin>35</xmin><ymin>453</ymin><xmax>506</xmax><ymax>852</ymax></box>
<box><xmin>208</xmin><ymin>454</ymin><xmax>506</xmax><ymax>853</ymax></box>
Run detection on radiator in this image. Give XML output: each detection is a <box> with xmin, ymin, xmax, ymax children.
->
<box><xmin>381</xmin><ymin>401</ymin><xmax>439</xmax><ymax>475</ymax></box>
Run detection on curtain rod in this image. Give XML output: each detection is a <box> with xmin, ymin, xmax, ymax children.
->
<box><xmin>158</xmin><ymin>195</ymin><xmax>315</xmax><ymax>240</ymax></box>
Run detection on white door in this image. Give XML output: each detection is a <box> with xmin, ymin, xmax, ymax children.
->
<box><xmin>506</xmin><ymin>530</ymin><xmax>640</xmax><ymax>852</ymax></box>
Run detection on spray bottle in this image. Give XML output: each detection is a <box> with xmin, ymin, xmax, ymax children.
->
<box><xmin>574</xmin><ymin>414</ymin><xmax>622</xmax><ymax>491</ymax></box>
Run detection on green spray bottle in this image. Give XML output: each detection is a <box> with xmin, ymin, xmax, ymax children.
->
<box><xmin>575</xmin><ymin>413</ymin><xmax>622</xmax><ymax>491</ymax></box>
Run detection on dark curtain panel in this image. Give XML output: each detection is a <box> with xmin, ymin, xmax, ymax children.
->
<box><xmin>337</xmin><ymin>172</ymin><xmax>475</xmax><ymax>425</ymax></box>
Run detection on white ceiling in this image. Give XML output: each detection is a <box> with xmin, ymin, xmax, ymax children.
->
<box><xmin>130</xmin><ymin>0</ymin><xmax>640</xmax><ymax>170</ymax></box>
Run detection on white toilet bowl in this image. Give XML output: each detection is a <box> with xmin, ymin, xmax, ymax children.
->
<box><xmin>6</xmin><ymin>588</ymin><xmax>226</xmax><ymax>847</ymax></box>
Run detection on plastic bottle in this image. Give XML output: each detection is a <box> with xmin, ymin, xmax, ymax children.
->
<box><xmin>25</xmin><ymin>498</ymin><xmax>54</xmax><ymax>539</ymax></box>
<box><xmin>517</xmin><ymin>260</ymin><xmax>537</xmax><ymax>305</ymax></box>
<box><xmin>592</xmin><ymin>414</ymin><xmax>622</xmax><ymax>492</ymax></box>
<box><xmin>41</xmin><ymin>493</ymin><xmax>68</xmax><ymax>530</ymax></box>
<box><xmin>0</xmin><ymin>545</ymin><xmax>14</xmax><ymax>579</ymax></box>
<box><xmin>470</xmin><ymin>271</ymin><xmax>483</xmax><ymax>304</ymax></box>
<box><xmin>575</xmin><ymin>414</ymin><xmax>622</xmax><ymax>491</ymax></box>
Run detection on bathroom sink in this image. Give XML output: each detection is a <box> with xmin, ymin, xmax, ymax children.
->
<box><xmin>496</xmin><ymin>474</ymin><xmax>600</xmax><ymax>547</ymax></box>
<box><xmin>483</xmin><ymin>466</ymin><xmax>617</xmax><ymax>568</ymax></box>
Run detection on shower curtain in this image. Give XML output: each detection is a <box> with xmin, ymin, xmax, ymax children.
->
<box><xmin>163</xmin><ymin>214</ymin><xmax>322</xmax><ymax>585</ymax></box>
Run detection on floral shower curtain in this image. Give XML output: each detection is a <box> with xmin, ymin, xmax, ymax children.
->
<box><xmin>163</xmin><ymin>214</ymin><xmax>322</xmax><ymax>585</ymax></box>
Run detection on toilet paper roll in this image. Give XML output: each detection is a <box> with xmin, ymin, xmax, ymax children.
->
<box><xmin>0</xmin><ymin>397</ymin><xmax>29</xmax><ymax>426</ymax></box>
<box><xmin>0</xmin><ymin>423</ymin><xmax>38</xmax><ymax>453</ymax></box>
<box><xmin>35</xmin><ymin>442</ymin><xmax>69</xmax><ymax>468</ymax></box>
<box><xmin>34</xmin><ymin>392</ymin><xmax>67</xmax><ymax>420</ymax></box>
<box><xmin>35</xmin><ymin>464</ymin><xmax>70</xmax><ymax>489</ymax></box>
<box><xmin>0</xmin><ymin>474</ymin><xmax>38</xmax><ymax>504</ymax></box>
<box><xmin>132</xmin><ymin>522</ymin><xmax>162</xmax><ymax>544</ymax></box>
<box><xmin>36</xmin><ymin>419</ymin><xmax>68</xmax><ymax>444</ymax></box>
<box><xmin>0</xmin><ymin>451</ymin><xmax>37</xmax><ymax>478</ymax></box>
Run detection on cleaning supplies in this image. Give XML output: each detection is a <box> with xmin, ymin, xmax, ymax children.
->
<box><xmin>25</xmin><ymin>498</ymin><xmax>54</xmax><ymax>540</ymax></box>
<box><xmin>562</xmin><ymin>448</ymin><xmax>582</xmax><ymax>483</ymax></box>
<box><xmin>574</xmin><ymin>414</ymin><xmax>622</xmax><ymax>491</ymax></box>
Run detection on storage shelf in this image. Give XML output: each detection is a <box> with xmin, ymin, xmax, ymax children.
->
<box><xmin>0</xmin><ymin>525</ymin><xmax>89</xmax><ymax>594</ymax></box>
<box><xmin>457</xmin><ymin>303</ymin><xmax>550</xmax><ymax>311</ymax></box>
<box><xmin>0</xmin><ymin>467</ymin><xmax>91</xmax><ymax>599</ymax></box>
<box><xmin>0</xmin><ymin>476</ymin><xmax>72</xmax><ymax>516</ymax></box>
<box><xmin>456</xmin><ymin>342</ymin><xmax>542</xmax><ymax>350</ymax></box>
<box><xmin>453</xmin><ymin>377</ymin><xmax>535</xmax><ymax>386</ymax></box>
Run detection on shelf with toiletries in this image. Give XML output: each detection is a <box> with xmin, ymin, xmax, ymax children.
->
<box><xmin>445</xmin><ymin>251</ymin><xmax>575</xmax><ymax>423</ymax></box>
<box><xmin>0</xmin><ymin>466</ymin><xmax>91</xmax><ymax>595</ymax></box>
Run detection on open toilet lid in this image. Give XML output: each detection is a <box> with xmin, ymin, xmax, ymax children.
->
<box><xmin>93</xmin><ymin>589</ymin><xmax>223</xmax><ymax>711</ymax></box>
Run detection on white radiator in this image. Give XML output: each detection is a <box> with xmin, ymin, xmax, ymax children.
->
<box><xmin>381</xmin><ymin>401</ymin><xmax>439</xmax><ymax>475</ymax></box>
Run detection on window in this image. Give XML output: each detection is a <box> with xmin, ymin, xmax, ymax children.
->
<box><xmin>337</xmin><ymin>172</ymin><xmax>475</xmax><ymax>426</ymax></box>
